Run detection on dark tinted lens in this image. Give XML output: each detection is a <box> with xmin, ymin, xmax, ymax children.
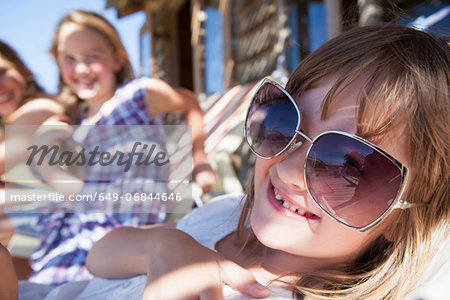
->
<box><xmin>305</xmin><ymin>133</ymin><xmax>402</xmax><ymax>228</ymax></box>
<box><xmin>246</xmin><ymin>83</ymin><xmax>299</xmax><ymax>157</ymax></box>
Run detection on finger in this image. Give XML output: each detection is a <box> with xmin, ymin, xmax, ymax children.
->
<box><xmin>199</xmin><ymin>286</ymin><xmax>223</xmax><ymax>300</ymax></box>
<box><xmin>55</xmin><ymin>114</ymin><xmax>70</xmax><ymax>123</ymax></box>
<box><xmin>219</xmin><ymin>260</ymin><xmax>270</xmax><ymax>298</ymax></box>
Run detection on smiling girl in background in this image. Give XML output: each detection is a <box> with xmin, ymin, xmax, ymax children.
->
<box><xmin>28</xmin><ymin>10</ymin><xmax>215</xmax><ymax>285</ymax></box>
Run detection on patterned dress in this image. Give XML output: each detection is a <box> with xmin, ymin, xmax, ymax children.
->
<box><xmin>29</xmin><ymin>78</ymin><xmax>169</xmax><ymax>285</ymax></box>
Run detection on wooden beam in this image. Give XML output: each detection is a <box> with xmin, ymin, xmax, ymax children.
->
<box><xmin>325</xmin><ymin>0</ymin><xmax>341</xmax><ymax>39</ymax></box>
<box><xmin>191</xmin><ymin>0</ymin><xmax>203</xmax><ymax>95</ymax></box>
<box><xmin>358</xmin><ymin>0</ymin><xmax>384</xmax><ymax>25</ymax></box>
<box><xmin>221</xmin><ymin>0</ymin><xmax>233</xmax><ymax>90</ymax></box>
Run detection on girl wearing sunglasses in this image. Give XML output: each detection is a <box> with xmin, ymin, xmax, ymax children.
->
<box><xmin>11</xmin><ymin>24</ymin><xmax>449</xmax><ymax>300</ymax></box>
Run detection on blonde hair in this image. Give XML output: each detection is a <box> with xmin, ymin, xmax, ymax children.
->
<box><xmin>50</xmin><ymin>10</ymin><xmax>134</xmax><ymax>123</ymax></box>
<box><xmin>238</xmin><ymin>24</ymin><xmax>449</xmax><ymax>299</ymax></box>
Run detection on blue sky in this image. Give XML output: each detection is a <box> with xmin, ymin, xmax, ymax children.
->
<box><xmin>0</xmin><ymin>0</ymin><xmax>145</xmax><ymax>94</ymax></box>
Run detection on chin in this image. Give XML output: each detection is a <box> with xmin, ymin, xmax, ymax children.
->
<box><xmin>0</xmin><ymin>103</ymin><xmax>19</xmax><ymax>117</ymax></box>
<box><xmin>250</xmin><ymin>207</ymin><xmax>295</xmax><ymax>251</ymax></box>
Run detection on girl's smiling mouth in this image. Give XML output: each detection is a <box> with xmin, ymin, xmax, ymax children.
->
<box><xmin>267</xmin><ymin>181</ymin><xmax>320</xmax><ymax>220</ymax></box>
<box><xmin>74</xmin><ymin>77</ymin><xmax>98</xmax><ymax>89</ymax></box>
<box><xmin>73</xmin><ymin>78</ymin><xmax>100</xmax><ymax>99</ymax></box>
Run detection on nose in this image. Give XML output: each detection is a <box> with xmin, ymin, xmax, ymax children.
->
<box><xmin>74</xmin><ymin>61</ymin><xmax>90</xmax><ymax>74</ymax></box>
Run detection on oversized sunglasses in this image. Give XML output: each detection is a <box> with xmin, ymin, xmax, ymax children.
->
<box><xmin>244</xmin><ymin>78</ymin><xmax>426</xmax><ymax>232</ymax></box>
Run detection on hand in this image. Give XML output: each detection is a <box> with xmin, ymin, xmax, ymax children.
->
<box><xmin>143</xmin><ymin>228</ymin><xmax>270</xmax><ymax>300</ymax></box>
<box><xmin>193</xmin><ymin>162</ymin><xmax>217</xmax><ymax>193</ymax></box>
<box><xmin>30</xmin><ymin>115</ymin><xmax>84</xmax><ymax>197</ymax></box>
<box><xmin>33</xmin><ymin>115</ymin><xmax>73</xmax><ymax>147</ymax></box>
<box><xmin>1</xmin><ymin>114</ymin><xmax>70</xmax><ymax>176</ymax></box>
<box><xmin>0</xmin><ymin>243</ymin><xmax>18</xmax><ymax>300</ymax></box>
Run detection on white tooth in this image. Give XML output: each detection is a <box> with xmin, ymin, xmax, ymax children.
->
<box><xmin>273</xmin><ymin>187</ymin><xmax>282</xmax><ymax>200</ymax></box>
<box><xmin>289</xmin><ymin>205</ymin><xmax>298</xmax><ymax>212</ymax></box>
<box><xmin>297</xmin><ymin>207</ymin><xmax>306</xmax><ymax>215</ymax></box>
<box><xmin>282</xmin><ymin>201</ymin><xmax>290</xmax><ymax>209</ymax></box>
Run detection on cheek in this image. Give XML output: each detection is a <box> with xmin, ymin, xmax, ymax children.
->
<box><xmin>254</xmin><ymin>157</ymin><xmax>280</xmax><ymax>188</ymax></box>
<box><xmin>59</xmin><ymin>64</ymin><xmax>74</xmax><ymax>81</ymax></box>
<box><xmin>7</xmin><ymin>71</ymin><xmax>26</xmax><ymax>91</ymax></box>
<box><xmin>3</xmin><ymin>78</ymin><xmax>23</xmax><ymax>94</ymax></box>
<box><xmin>89</xmin><ymin>61</ymin><xmax>116</xmax><ymax>78</ymax></box>
<box><xmin>88</xmin><ymin>62</ymin><xmax>106</xmax><ymax>73</ymax></box>
<box><xmin>253</xmin><ymin>159</ymin><xmax>266</xmax><ymax>188</ymax></box>
<box><xmin>255</xmin><ymin>155</ymin><xmax>282</xmax><ymax>184</ymax></box>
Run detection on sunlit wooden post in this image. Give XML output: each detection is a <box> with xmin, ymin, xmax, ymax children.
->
<box><xmin>358</xmin><ymin>0</ymin><xmax>384</xmax><ymax>25</ymax></box>
<box><xmin>191</xmin><ymin>0</ymin><xmax>203</xmax><ymax>95</ymax></box>
<box><xmin>220</xmin><ymin>0</ymin><xmax>233</xmax><ymax>91</ymax></box>
<box><xmin>325</xmin><ymin>0</ymin><xmax>341</xmax><ymax>39</ymax></box>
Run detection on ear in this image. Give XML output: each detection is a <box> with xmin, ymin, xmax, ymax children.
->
<box><xmin>113</xmin><ymin>53</ymin><xmax>124</xmax><ymax>72</ymax></box>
